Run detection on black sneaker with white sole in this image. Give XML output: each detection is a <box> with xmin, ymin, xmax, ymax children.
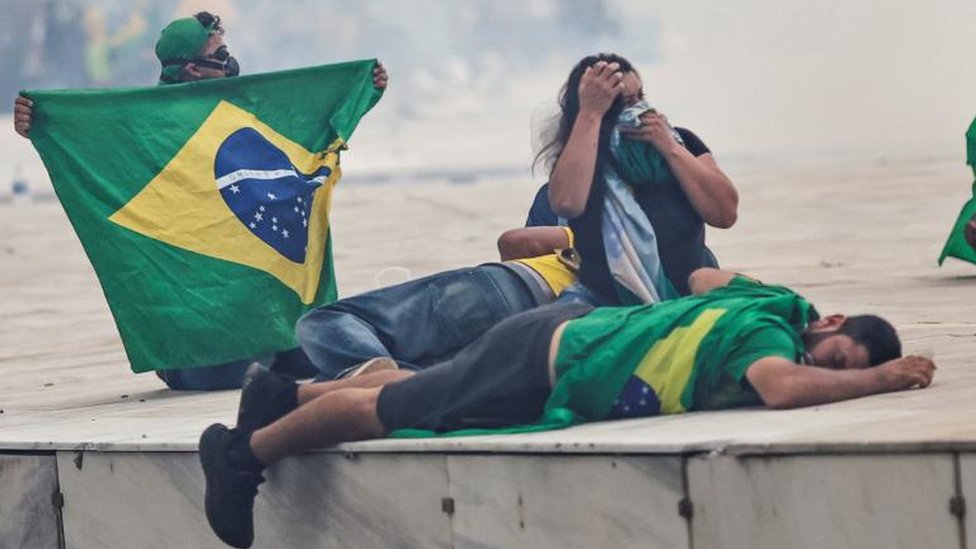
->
<box><xmin>199</xmin><ymin>423</ymin><xmax>265</xmax><ymax>549</ymax></box>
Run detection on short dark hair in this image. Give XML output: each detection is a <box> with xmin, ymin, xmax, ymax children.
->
<box><xmin>193</xmin><ymin>11</ymin><xmax>224</xmax><ymax>35</ymax></box>
<box><xmin>838</xmin><ymin>315</ymin><xmax>902</xmax><ymax>366</ymax></box>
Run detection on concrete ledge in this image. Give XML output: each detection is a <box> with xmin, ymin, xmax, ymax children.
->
<box><xmin>0</xmin><ymin>454</ymin><xmax>61</xmax><ymax>549</ymax></box>
<box><xmin>7</xmin><ymin>448</ymin><xmax>975</xmax><ymax>548</ymax></box>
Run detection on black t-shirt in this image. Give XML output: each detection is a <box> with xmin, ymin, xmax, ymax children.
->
<box><xmin>569</xmin><ymin>126</ymin><xmax>719</xmax><ymax>300</ymax></box>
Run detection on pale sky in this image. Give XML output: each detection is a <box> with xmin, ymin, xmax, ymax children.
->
<box><xmin>631</xmin><ymin>0</ymin><xmax>976</xmax><ymax>158</ymax></box>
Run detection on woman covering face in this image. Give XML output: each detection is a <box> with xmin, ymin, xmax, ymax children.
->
<box><xmin>541</xmin><ymin>53</ymin><xmax>739</xmax><ymax>303</ymax></box>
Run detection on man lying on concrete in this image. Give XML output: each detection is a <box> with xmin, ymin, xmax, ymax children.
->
<box><xmin>198</xmin><ymin>268</ymin><xmax>935</xmax><ymax>548</ymax></box>
<box><xmin>234</xmin><ymin>226</ymin><xmax>576</xmax><ymax>432</ymax></box>
<box><xmin>296</xmin><ymin>225</ymin><xmax>577</xmax><ymax>381</ymax></box>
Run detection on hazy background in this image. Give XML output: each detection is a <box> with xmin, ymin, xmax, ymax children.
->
<box><xmin>2</xmin><ymin>0</ymin><xmax>976</xmax><ymax>192</ymax></box>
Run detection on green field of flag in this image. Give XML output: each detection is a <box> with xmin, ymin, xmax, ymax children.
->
<box><xmin>26</xmin><ymin>60</ymin><xmax>382</xmax><ymax>372</ymax></box>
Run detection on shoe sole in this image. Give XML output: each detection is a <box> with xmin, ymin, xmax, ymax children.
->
<box><xmin>344</xmin><ymin>357</ymin><xmax>399</xmax><ymax>379</ymax></box>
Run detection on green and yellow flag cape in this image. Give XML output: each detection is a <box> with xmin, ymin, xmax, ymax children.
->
<box><xmin>26</xmin><ymin>60</ymin><xmax>382</xmax><ymax>372</ymax></box>
<box><xmin>393</xmin><ymin>278</ymin><xmax>816</xmax><ymax>438</ymax></box>
<box><xmin>939</xmin><ymin>116</ymin><xmax>976</xmax><ymax>267</ymax></box>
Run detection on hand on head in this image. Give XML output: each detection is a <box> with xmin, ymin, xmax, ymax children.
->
<box><xmin>14</xmin><ymin>96</ymin><xmax>33</xmax><ymax>139</ymax></box>
<box><xmin>578</xmin><ymin>61</ymin><xmax>625</xmax><ymax>117</ymax></box>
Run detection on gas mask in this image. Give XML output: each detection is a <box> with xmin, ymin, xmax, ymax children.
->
<box><xmin>192</xmin><ymin>45</ymin><xmax>240</xmax><ymax>77</ymax></box>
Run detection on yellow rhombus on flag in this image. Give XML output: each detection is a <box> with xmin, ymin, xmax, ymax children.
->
<box><xmin>26</xmin><ymin>59</ymin><xmax>383</xmax><ymax>372</ymax></box>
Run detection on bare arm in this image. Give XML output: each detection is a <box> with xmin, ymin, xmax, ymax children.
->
<box><xmin>621</xmin><ymin>114</ymin><xmax>738</xmax><ymax>228</ymax></box>
<box><xmin>665</xmin><ymin>151</ymin><xmax>738</xmax><ymax>228</ymax></box>
<box><xmin>745</xmin><ymin>356</ymin><xmax>936</xmax><ymax>410</ymax></box>
<box><xmin>497</xmin><ymin>226</ymin><xmax>571</xmax><ymax>261</ymax></box>
<box><xmin>687</xmin><ymin>267</ymin><xmax>741</xmax><ymax>295</ymax></box>
<box><xmin>548</xmin><ymin>61</ymin><xmax>623</xmax><ymax>219</ymax></box>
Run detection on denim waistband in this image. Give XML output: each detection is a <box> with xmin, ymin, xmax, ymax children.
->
<box><xmin>481</xmin><ymin>262</ymin><xmax>554</xmax><ymax>308</ymax></box>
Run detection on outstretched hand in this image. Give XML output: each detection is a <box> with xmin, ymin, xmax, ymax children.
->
<box><xmin>876</xmin><ymin>355</ymin><xmax>936</xmax><ymax>391</ymax></box>
<box><xmin>14</xmin><ymin>96</ymin><xmax>33</xmax><ymax>139</ymax></box>
<box><xmin>373</xmin><ymin>61</ymin><xmax>389</xmax><ymax>90</ymax></box>
<box><xmin>578</xmin><ymin>61</ymin><xmax>624</xmax><ymax>117</ymax></box>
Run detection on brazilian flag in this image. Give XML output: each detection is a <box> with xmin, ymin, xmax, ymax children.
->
<box><xmin>25</xmin><ymin>60</ymin><xmax>382</xmax><ymax>372</ymax></box>
<box><xmin>939</xmin><ymin>116</ymin><xmax>976</xmax><ymax>266</ymax></box>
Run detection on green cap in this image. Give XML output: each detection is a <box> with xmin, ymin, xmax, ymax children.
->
<box><xmin>155</xmin><ymin>17</ymin><xmax>212</xmax><ymax>84</ymax></box>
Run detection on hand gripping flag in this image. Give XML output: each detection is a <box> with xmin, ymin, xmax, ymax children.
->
<box><xmin>939</xmin><ymin>116</ymin><xmax>976</xmax><ymax>267</ymax></box>
<box><xmin>26</xmin><ymin>60</ymin><xmax>382</xmax><ymax>372</ymax></box>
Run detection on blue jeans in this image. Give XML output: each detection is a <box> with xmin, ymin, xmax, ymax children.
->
<box><xmin>296</xmin><ymin>264</ymin><xmax>543</xmax><ymax>380</ymax></box>
<box><xmin>557</xmin><ymin>282</ymin><xmax>616</xmax><ymax>307</ymax></box>
<box><xmin>156</xmin><ymin>348</ymin><xmax>317</xmax><ymax>391</ymax></box>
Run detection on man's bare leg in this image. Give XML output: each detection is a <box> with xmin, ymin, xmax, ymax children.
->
<box><xmin>201</xmin><ymin>371</ymin><xmax>412</xmax><ymax>548</ymax></box>
<box><xmin>251</xmin><ymin>386</ymin><xmax>387</xmax><ymax>465</ymax></box>
<box><xmin>236</xmin><ymin>364</ymin><xmax>412</xmax><ymax>432</ymax></box>
<box><xmin>247</xmin><ymin>370</ymin><xmax>415</xmax><ymax>465</ymax></box>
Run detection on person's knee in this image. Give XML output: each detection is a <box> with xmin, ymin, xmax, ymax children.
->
<box><xmin>294</xmin><ymin>308</ymin><xmax>326</xmax><ymax>344</ymax></box>
<box><xmin>297</xmin><ymin>307</ymin><xmax>374</xmax><ymax>344</ymax></box>
<box><xmin>296</xmin><ymin>308</ymin><xmax>352</xmax><ymax>350</ymax></box>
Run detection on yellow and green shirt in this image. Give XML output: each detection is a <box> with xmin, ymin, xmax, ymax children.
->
<box><xmin>549</xmin><ymin>276</ymin><xmax>818</xmax><ymax>422</ymax></box>
<box><xmin>391</xmin><ymin>276</ymin><xmax>817</xmax><ymax>439</ymax></box>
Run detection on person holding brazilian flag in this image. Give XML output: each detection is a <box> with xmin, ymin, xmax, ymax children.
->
<box><xmin>939</xmin><ymin>117</ymin><xmax>976</xmax><ymax>266</ymax></box>
<box><xmin>13</xmin><ymin>11</ymin><xmax>389</xmax><ymax>390</ymax></box>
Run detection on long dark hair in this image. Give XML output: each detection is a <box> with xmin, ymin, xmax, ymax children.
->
<box><xmin>534</xmin><ymin>53</ymin><xmax>638</xmax><ymax>174</ymax></box>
